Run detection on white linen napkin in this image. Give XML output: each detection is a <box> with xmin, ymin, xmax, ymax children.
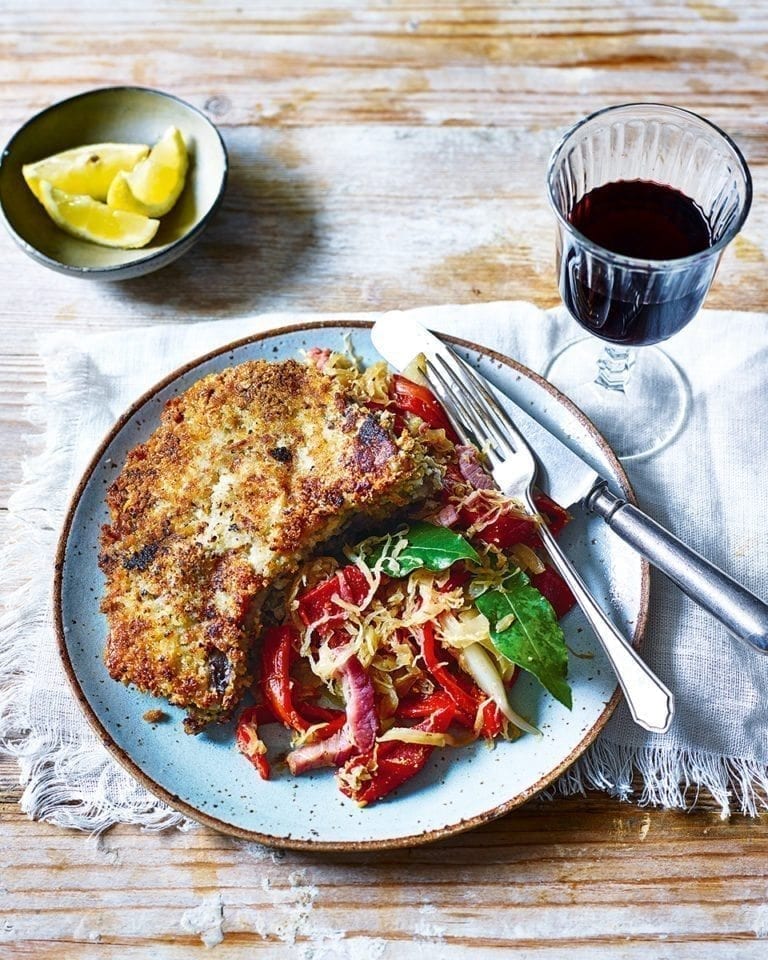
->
<box><xmin>2</xmin><ymin>300</ymin><xmax>767</xmax><ymax>831</ymax></box>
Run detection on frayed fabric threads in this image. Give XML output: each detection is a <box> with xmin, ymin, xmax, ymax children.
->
<box><xmin>555</xmin><ymin>740</ymin><xmax>768</xmax><ymax>819</ymax></box>
<box><xmin>0</xmin><ymin>335</ymin><xmax>186</xmax><ymax>833</ymax></box>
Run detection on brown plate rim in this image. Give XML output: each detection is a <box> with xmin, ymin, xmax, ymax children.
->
<box><xmin>53</xmin><ymin>318</ymin><xmax>650</xmax><ymax>851</ymax></box>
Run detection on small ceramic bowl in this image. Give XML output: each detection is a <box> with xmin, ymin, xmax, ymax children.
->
<box><xmin>0</xmin><ymin>86</ymin><xmax>228</xmax><ymax>280</ymax></box>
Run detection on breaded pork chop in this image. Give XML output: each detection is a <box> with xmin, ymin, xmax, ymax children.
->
<box><xmin>99</xmin><ymin>358</ymin><xmax>438</xmax><ymax>731</ymax></box>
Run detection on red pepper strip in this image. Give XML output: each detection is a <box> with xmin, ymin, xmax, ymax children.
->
<box><xmin>439</xmin><ymin>564</ymin><xmax>471</xmax><ymax>593</ymax></box>
<box><xmin>339</xmin><ymin>699</ymin><xmax>456</xmax><ymax>805</ymax></box>
<box><xmin>419</xmin><ymin>622</ymin><xmax>506</xmax><ymax>739</ymax></box>
<box><xmin>235</xmin><ymin>706</ymin><xmax>271</xmax><ymax>780</ymax></box>
<box><xmin>248</xmin><ymin>702</ymin><xmax>279</xmax><ymax>725</ymax></box>
<box><xmin>457</xmin><ymin>501</ymin><xmax>539</xmax><ymax>549</ymax></box>
<box><xmin>246</xmin><ymin>698</ymin><xmax>346</xmax><ymax>733</ymax></box>
<box><xmin>299</xmin><ymin>701</ymin><xmax>345</xmax><ymax>723</ymax></box>
<box><xmin>299</xmin><ymin>701</ymin><xmax>347</xmax><ymax>736</ymax></box>
<box><xmin>533</xmin><ymin>491</ymin><xmax>571</xmax><ymax>537</ymax></box>
<box><xmin>296</xmin><ymin>564</ymin><xmax>371</xmax><ymax>632</ymax></box>
<box><xmin>531</xmin><ymin>565</ymin><xmax>577</xmax><ymax>619</ymax></box>
<box><xmin>479</xmin><ymin>701</ymin><xmax>505</xmax><ymax>738</ymax></box>
<box><xmin>457</xmin><ymin>491</ymin><xmax>571</xmax><ymax>550</ymax></box>
<box><xmin>395</xmin><ymin>691</ymin><xmax>455</xmax><ymax>720</ymax></box>
<box><xmin>390</xmin><ymin>374</ymin><xmax>460</xmax><ymax>442</ymax></box>
<box><xmin>260</xmin><ymin>625</ymin><xmax>310</xmax><ymax>733</ymax></box>
<box><xmin>261</xmin><ymin>572</ymin><xmax>367</xmax><ymax>736</ymax></box>
<box><xmin>419</xmin><ymin>622</ymin><xmax>478</xmax><ymax>725</ymax></box>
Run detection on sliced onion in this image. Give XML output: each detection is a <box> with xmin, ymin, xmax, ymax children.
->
<box><xmin>401</xmin><ymin>352</ymin><xmax>430</xmax><ymax>386</ymax></box>
<box><xmin>509</xmin><ymin>542</ymin><xmax>546</xmax><ymax>575</ymax></box>
<box><xmin>459</xmin><ymin>642</ymin><xmax>540</xmax><ymax>737</ymax></box>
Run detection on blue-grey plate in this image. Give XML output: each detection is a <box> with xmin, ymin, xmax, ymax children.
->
<box><xmin>54</xmin><ymin>321</ymin><xmax>648</xmax><ymax>850</ymax></box>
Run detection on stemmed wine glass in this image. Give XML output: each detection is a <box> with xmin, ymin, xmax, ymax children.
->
<box><xmin>545</xmin><ymin>103</ymin><xmax>752</xmax><ymax>459</ymax></box>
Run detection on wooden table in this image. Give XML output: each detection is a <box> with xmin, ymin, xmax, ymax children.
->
<box><xmin>2</xmin><ymin>2</ymin><xmax>767</xmax><ymax>956</ymax></box>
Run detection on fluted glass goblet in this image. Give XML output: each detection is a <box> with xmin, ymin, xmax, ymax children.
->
<box><xmin>546</xmin><ymin>103</ymin><xmax>752</xmax><ymax>459</ymax></box>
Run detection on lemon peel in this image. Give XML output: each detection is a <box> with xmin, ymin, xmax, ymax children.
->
<box><xmin>38</xmin><ymin>180</ymin><xmax>159</xmax><ymax>249</ymax></box>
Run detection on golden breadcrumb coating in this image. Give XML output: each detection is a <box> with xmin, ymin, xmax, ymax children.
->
<box><xmin>99</xmin><ymin>358</ymin><xmax>438</xmax><ymax>731</ymax></box>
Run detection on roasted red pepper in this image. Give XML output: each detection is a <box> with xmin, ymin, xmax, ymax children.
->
<box><xmin>258</xmin><ymin>626</ymin><xmax>349</xmax><ymax>750</ymax></box>
<box><xmin>260</xmin><ymin>625</ymin><xmax>310</xmax><ymax>733</ymax></box>
<box><xmin>246</xmin><ymin>697</ymin><xmax>347</xmax><ymax>734</ymax></box>
<box><xmin>395</xmin><ymin>690</ymin><xmax>455</xmax><ymax>720</ymax></box>
<box><xmin>419</xmin><ymin>622</ymin><xmax>478</xmax><ymax>725</ymax></box>
<box><xmin>235</xmin><ymin>706</ymin><xmax>271</xmax><ymax>780</ymax></box>
<box><xmin>246</xmin><ymin>702</ymin><xmax>280</xmax><ymax>726</ymax></box>
<box><xmin>478</xmin><ymin>700</ymin><xmax>505</xmax><ymax>738</ymax></box>
<box><xmin>296</xmin><ymin>564</ymin><xmax>371</xmax><ymax>632</ymax></box>
<box><xmin>459</xmin><ymin>503</ymin><xmax>539</xmax><ymax>549</ymax></box>
<box><xmin>531</xmin><ymin>565</ymin><xmax>577</xmax><ymax>619</ymax></box>
<box><xmin>299</xmin><ymin>701</ymin><xmax>347</xmax><ymax>729</ymax></box>
<box><xmin>390</xmin><ymin>374</ymin><xmax>459</xmax><ymax>441</ymax></box>
<box><xmin>418</xmin><ymin>622</ymin><xmax>503</xmax><ymax>738</ymax></box>
<box><xmin>458</xmin><ymin>490</ymin><xmax>571</xmax><ymax>550</ymax></box>
<box><xmin>339</xmin><ymin>698</ymin><xmax>455</xmax><ymax>805</ymax></box>
<box><xmin>532</xmin><ymin>492</ymin><xmax>571</xmax><ymax>537</ymax></box>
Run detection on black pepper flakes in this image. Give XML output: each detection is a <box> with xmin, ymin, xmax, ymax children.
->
<box><xmin>268</xmin><ymin>446</ymin><xmax>292</xmax><ymax>463</ymax></box>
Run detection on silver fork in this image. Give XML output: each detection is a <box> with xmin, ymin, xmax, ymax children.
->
<box><xmin>425</xmin><ymin>347</ymin><xmax>674</xmax><ymax>734</ymax></box>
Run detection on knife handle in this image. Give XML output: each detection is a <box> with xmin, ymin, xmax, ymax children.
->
<box><xmin>586</xmin><ymin>481</ymin><xmax>768</xmax><ymax>654</ymax></box>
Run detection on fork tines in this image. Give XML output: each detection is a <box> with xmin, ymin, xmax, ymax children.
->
<box><xmin>423</xmin><ymin>349</ymin><xmax>524</xmax><ymax>469</ymax></box>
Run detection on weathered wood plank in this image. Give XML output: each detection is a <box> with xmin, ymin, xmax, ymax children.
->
<box><xmin>1</xmin><ymin>796</ymin><xmax>766</xmax><ymax>956</ymax></box>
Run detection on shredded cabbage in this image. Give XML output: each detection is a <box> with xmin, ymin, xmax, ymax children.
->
<box><xmin>377</xmin><ymin>727</ymin><xmax>463</xmax><ymax>748</ymax></box>
<box><xmin>285</xmin><ymin>527</ymin><xmax>542</xmax><ymax>750</ymax></box>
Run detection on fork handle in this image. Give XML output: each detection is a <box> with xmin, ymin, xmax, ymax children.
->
<box><xmin>528</xmin><ymin>494</ymin><xmax>675</xmax><ymax>733</ymax></box>
<box><xmin>586</xmin><ymin>481</ymin><xmax>768</xmax><ymax>654</ymax></box>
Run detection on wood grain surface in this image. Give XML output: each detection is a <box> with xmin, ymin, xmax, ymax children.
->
<box><xmin>1</xmin><ymin>1</ymin><xmax>767</xmax><ymax>956</ymax></box>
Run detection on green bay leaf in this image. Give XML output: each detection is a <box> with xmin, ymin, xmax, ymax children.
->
<box><xmin>372</xmin><ymin>521</ymin><xmax>480</xmax><ymax>577</ymax></box>
<box><xmin>475</xmin><ymin>570</ymin><xmax>572</xmax><ymax>709</ymax></box>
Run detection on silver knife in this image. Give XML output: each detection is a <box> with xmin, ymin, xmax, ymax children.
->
<box><xmin>371</xmin><ymin>317</ymin><xmax>768</xmax><ymax>655</ymax></box>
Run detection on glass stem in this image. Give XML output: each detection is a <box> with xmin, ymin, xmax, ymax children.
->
<box><xmin>594</xmin><ymin>345</ymin><xmax>635</xmax><ymax>393</ymax></box>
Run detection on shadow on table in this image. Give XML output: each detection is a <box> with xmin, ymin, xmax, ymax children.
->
<box><xmin>108</xmin><ymin>149</ymin><xmax>322</xmax><ymax>317</ymax></box>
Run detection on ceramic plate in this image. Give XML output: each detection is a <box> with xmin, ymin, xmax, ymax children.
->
<box><xmin>55</xmin><ymin>321</ymin><xmax>648</xmax><ymax>850</ymax></box>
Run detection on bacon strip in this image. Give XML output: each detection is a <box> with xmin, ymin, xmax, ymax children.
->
<box><xmin>286</xmin><ymin>727</ymin><xmax>355</xmax><ymax>775</ymax></box>
<box><xmin>457</xmin><ymin>445</ymin><xmax>495</xmax><ymax>490</ymax></box>
<box><xmin>342</xmin><ymin>656</ymin><xmax>377</xmax><ymax>753</ymax></box>
<box><xmin>284</xmin><ymin>655</ymin><xmax>377</xmax><ymax>775</ymax></box>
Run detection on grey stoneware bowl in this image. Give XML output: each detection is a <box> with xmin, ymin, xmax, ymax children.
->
<box><xmin>0</xmin><ymin>86</ymin><xmax>228</xmax><ymax>280</ymax></box>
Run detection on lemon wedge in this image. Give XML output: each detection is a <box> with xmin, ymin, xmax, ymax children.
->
<box><xmin>22</xmin><ymin>143</ymin><xmax>149</xmax><ymax>203</ymax></box>
<box><xmin>38</xmin><ymin>180</ymin><xmax>159</xmax><ymax>249</ymax></box>
<box><xmin>107</xmin><ymin>126</ymin><xmax>188</xmax><ymax>218</ymax></box>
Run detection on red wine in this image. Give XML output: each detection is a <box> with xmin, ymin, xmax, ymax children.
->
<box><xmin>570</xmin><ymin>180</ymin><xmax>711</xmax><ymax>260</ymax></box>
<box><xmin>561</xmin><ymin>180</ymin><xmax>714</xmax><ymax>345</ymax></box>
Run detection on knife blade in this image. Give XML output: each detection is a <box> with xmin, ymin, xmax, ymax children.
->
<box><xmin>371</xmin><ymin>316</ymin><xmax>768</xmax><ymax>654</ymax></box>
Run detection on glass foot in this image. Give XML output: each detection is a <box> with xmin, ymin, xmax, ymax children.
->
<box><xmin>544</xmin><ymin>338</ymin><xmax>690</xmax><ymax>460</ymax></box>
